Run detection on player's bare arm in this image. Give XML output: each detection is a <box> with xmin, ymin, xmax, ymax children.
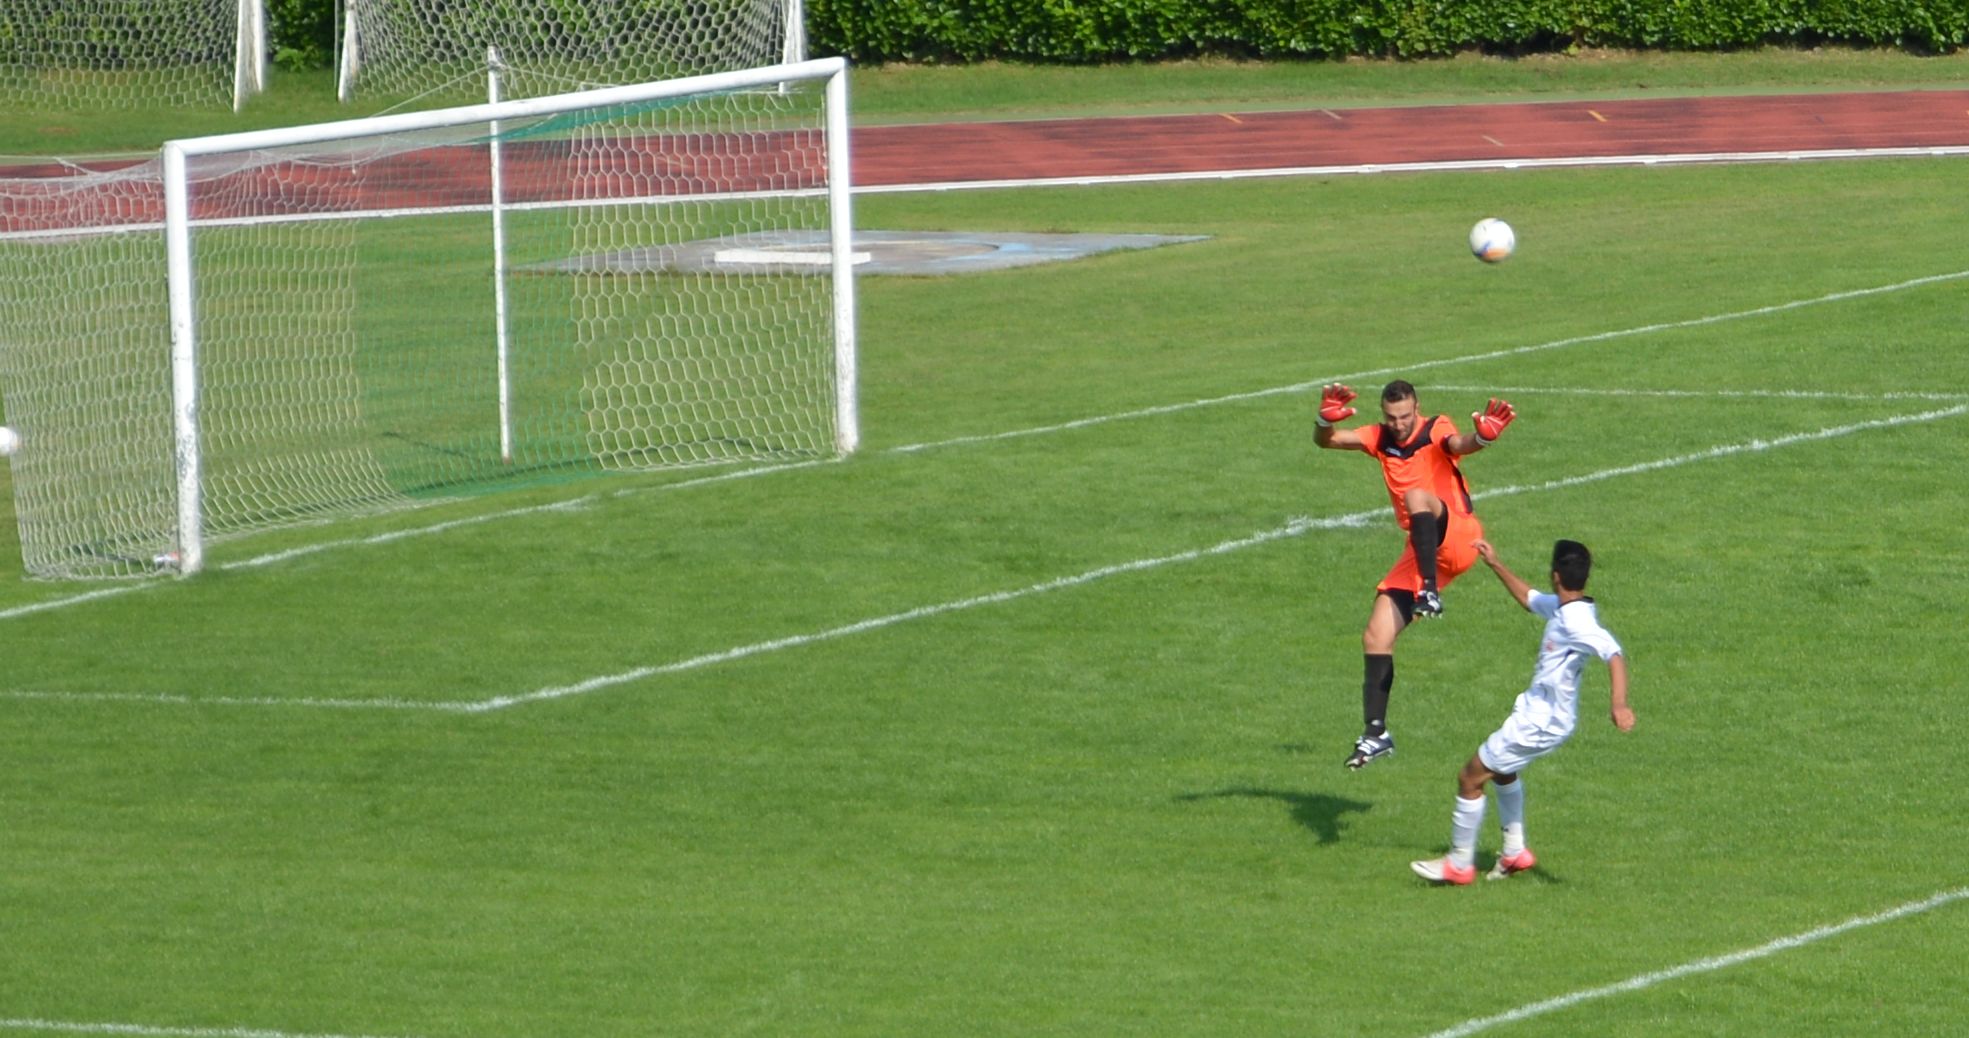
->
<box><xmin>1313</xmin><ymin>384</ymin><xmax>1367</xmax><ymax>450</ymax></box>
<box><xmin>1608</xmin><ymin>654</ymin><xmax>1635</xmax><ymax>731</ymax></box>
<box><xmin>1441</xmin><ymin>398</ymin><xmax>1517</xmax><ymax>456</ymax></box>
<box><xmin>1472</xmin><ymin>539</ymin><xmax>1536</xmax><ymax>612</ymax></box>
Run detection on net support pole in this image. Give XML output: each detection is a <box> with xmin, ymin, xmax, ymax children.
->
<box><xmin>233</xmin><ymin>0</ymin><xmax>267</xmax><ymax>111</ymax></box>
<box><xmin>488</xmin><ymin>46</ymin><xmax>515</xmax><ymax>463</ymax></box>
<box><xmin>783</xmin><ymin>0</ymin><xmax>807</xmax><ymax>64</ymax></box>
<box><xmin>337</xmin><ymin>5</ymin><xmax>359</xmax><ymax>103</ymax></box>
<box><xmin>162</xmin><ymin>143</ymin><xmax>205</xmax><ymax>576</ymax></box>
<box><xmin>826</xmin><ymin>64</ymin><xmax>858</xmax><ymax>454</ymax></box>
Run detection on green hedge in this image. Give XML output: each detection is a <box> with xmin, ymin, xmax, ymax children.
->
<box><xmin>804</xmin><ymin>0</ymin><xmax>1969</xmax><ymax>61</ymax></box>
<box><xmin>262</xmin><ymin>0</ymin><xmax>1969</xmax><ymax>71</ymax></box>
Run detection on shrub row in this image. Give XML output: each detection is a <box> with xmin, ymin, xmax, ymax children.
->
<box><xmin>262</xmin><ymin>0</ymin><xmax>1968</xmax><ymax>71</ymax></box>
<box><xmin>803</xmin><ymin>0</ymin><xmax>1969</xmax><ymax>61</ymax></box>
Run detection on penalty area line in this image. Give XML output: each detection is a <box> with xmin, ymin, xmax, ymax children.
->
<box><xmin>6</xmin><ymin>404</ymin><xmax>1958</xmax><ymax>713</ymax></box>
<box><xmin>0</xmin><ymin>1020</ymin><xmax>429</xmax><ymax>1038</ymax></box>
<box><xmin>477</xmin><ymin>403</ymin><xmax>1966</xmax><ymax>713</ymax></box>
<box><xmin>886</xmin><ymin>267</ymin><xmax>1969</xmax><ymax>453</ymax></box>
<box><xmin>1419</xmin><ymin>886</ymin><xmax>1969</xmax><ymax>1038</ymax></box>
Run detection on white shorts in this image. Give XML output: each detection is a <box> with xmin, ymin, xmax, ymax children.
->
<box><xmin>1477</xmin><ymin>709</ymin><xmax>1576</xmax><ymax>775</ymax></box>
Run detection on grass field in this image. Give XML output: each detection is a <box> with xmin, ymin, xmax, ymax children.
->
<box><xmin>3</xmin><ymin>144</ymin><xmax>1968</xmax><ymax>1036</ymax></box>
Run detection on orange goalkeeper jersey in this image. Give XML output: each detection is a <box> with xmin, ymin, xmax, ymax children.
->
<box><xmin>1356</xmin><ymin>416</ymin><xmax>1475</xmax><ymax>530</ymax></box>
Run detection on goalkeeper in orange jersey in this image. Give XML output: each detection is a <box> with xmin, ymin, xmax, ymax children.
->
<box><xmin>1314</xmin><ymin>380</ymin><xmax>1516</xmax><ymax>769</ymax></box>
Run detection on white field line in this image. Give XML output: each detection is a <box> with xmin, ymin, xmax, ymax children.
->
<box><xmin>1426</xmin><ymin>385</ymin><xmax>1969</xmax><ymax>402</ymax></box>
<box><xmin>1420</xmin><ymin>886</ymin><xmax>1969</xmax><ymax>1038</ymax></box>
<box><xmin>0</xmin><ymin>270</ymin><xmax>1959</xmax><ymax>621</ymax></box>
<box><xmin>887</xmin><ymin>267</ymin><xmax>1969</xmax><ymax>453</ymax></box>
<box><xmin>10</xmin><ymin>404</ymin><xmax>1951</xmax><ymax>714</ymax></box>
<box><xmin>856</xmin><ymin>144</ymin><xmax>1969</xmax><ymax>196</ymax></box>
<box><xmin>0</xmin><ymin>586</ymin><xmax>147</xmax><ymax>619</ymax></box>
<box><xmin>0</xmin><ymin>1019</ymin><xmax>427</xmax><ymax>1038</ymax></box>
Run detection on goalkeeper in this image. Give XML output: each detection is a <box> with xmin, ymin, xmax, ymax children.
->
<box><xmin>1313</xmin><ymin>380</ymin><xmax>1516</xmax><ymax>770</ymax></box>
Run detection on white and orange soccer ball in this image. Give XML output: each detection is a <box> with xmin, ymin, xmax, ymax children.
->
<box><xmin>1469</xmin><ymin>218</ymin><xmax>1515</xmax><ymax>263</ymax></box>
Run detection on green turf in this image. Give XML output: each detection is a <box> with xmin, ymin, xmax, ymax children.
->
<box><xmin>2</xmin><ymin>156</ymin><xmax>1967</xmax><ymax>1036</ymax></box>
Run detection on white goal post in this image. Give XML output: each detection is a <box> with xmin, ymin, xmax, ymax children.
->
<box><xmin>0</xmin><ymin>58</ymin><xmax>855</xmax><ymax>580</ymax></box>
<box><xmin>0</xmin><ymin>0</ymin><xmax>267</xmax><ymax>110</ymax></box>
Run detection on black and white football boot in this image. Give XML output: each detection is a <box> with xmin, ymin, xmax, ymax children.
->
<box><xmin>1345</xmin><ymin>731</ymin><xmax>1395</xmax><ymax>770</ymax></box>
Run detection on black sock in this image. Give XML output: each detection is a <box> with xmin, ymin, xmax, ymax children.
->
<box><xmin>1362</xmin><ymin>653</ymin><xmax>1394</xmax><ymax>737</ymax></box>
<box><xmin>1410</xmin><ymin>512</ymin><xmax>1443</xmax><ymax>592</ymax></box>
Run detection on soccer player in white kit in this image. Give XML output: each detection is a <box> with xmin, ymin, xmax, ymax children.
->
<box><xmin>1411</xmin><ymin>538</ymin><xmax>1635</xmax><ymax>885</ymax></box>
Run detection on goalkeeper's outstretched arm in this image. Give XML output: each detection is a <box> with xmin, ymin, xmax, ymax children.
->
<box><xmin>1443</xmin><ymin>398</ymin><xmax>1516</xmax><ymax>456</ymax></box>
<box><xmin>1314</xmin><ymin>384</ymin><xmax>1367</xmax><ymax>450</ymax></box>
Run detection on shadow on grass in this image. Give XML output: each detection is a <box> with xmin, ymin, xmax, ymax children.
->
<box><xmin>1176</xmin><ymin>788</ymin><xmax>1371</xmax><ymax>845</ymax></box>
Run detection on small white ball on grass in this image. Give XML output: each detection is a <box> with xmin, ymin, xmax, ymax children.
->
<box><xmin>1469</xmin><ymin>218</ymin><xmax>1515</xmax><ymax>263</ymax></box>
<box><xmin>0</xmin><ymin>426</ymin><xmax>19</xmax><ymax>456</ymax></box>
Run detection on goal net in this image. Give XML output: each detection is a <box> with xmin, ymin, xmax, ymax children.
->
<box><xmin>0</xmin><ymin>0</ymin><xmax>266</xmax><ymax>110</ymax></box>
<box><xmin>339</xmin><ymin>0</ymin><xmax>802</xmax><ymax>105</ymax></box>
<box><xmin>0</xmin><ymin>58</ymin><xmax>856</xmax><ymax>579</ymax></box>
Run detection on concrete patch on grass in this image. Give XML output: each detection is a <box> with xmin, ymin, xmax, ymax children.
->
<box><xmin>521</xmin><ymin>230</ymin><xmax>1209</xmax><ymax>277</ymax></box>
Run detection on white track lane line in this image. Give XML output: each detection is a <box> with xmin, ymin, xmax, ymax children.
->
<box><xmin>1419</xmin><ymin>886</ymin><xmax>1969</xmax><ymax>1038</ymax></box>
<box><xmin>887</xmin><ymin>267</ymin><xmax>1969</xmax><ymax>452</ymax></box>
<box><xmin>11</xmin><ymin>404</ymin><xmax>1952</xmax><ymax>714</ymax></box>
<box><xmin>855</xmin><ymin>145</ymin><xmax>1969</xmax><ymax>196</ymax></box>
<box><xmin>0</xmin><ymin>1019</ymin><xmax>424</xmax><ymax>1038</ymax></box>
<box><xmin>1</xmin><ymin>269</ymin><xmax>1961</xmax><ymax>623</ymax></box>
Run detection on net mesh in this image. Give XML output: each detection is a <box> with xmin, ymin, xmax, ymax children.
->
<box><xmin>344</xmin><ymin>0</ymin><xmax>790</xmax><ymax>105</ymax></box>
<box><xmin>0</xmin><ymin>78</ymin><xmax>841</xmax><ymax>579</ymax></box>
<box><xmin>0</xmin><ymin>0</ymin><xmax>248</xmax><ymax>109</ymax></box>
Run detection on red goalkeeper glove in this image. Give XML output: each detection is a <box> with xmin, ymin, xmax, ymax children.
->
<box><xmin>1473</xmin><ymin>398</ymin><xmax>1516</xmax><ymax>444</ymax></box>
<box><xmin>1317</xmin><ymin>384</ymin><xmax>1357</xmax><ymax>427</ymax></box>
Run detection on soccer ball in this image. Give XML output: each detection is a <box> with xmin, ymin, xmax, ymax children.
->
<box><xmin>1469</xmin><ymin>218</ymin><xmax>1515</xmax><ymax>263</ymax></box>
<box><xmin>0</xmin><ymin>426</ymin><xmax>18</xmax><ymax>456</ymax></box>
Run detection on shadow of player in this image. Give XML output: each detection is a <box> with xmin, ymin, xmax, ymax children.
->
<box><xmin>1176</xmin><ymin>788</ymin><xmax>1372</xmax><ymax>845</ymax></box>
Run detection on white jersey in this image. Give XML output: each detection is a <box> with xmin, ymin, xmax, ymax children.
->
<box><xmin>1513</xmin><ymin>590</ymin><xmax>1624</xmax><ymax>740</ymax></box>
<box><xmin>1478</xmin><ymin>590</ymin><xmax>1625</xmax><ymax>775</ymax></box>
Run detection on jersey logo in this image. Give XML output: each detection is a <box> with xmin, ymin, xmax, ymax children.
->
<box><xmin>1375</xmin><ymin>416</ymin><xmax>1438</xmax><ymax>459</ymax></box>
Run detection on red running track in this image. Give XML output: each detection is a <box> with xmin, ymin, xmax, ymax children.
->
<box><xmin>5</xmin><ymin>90</ymin><xmax>1967</xmax><ymax>234</ymax></box>
<box><xmin>849</xmin><ymin>89</ymin><xmax>1969</xmax><ymax>186</ymax></box>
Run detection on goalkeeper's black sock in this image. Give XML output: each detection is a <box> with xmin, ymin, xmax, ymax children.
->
<box><xmin>1410</xmin><ymin>511</ymin><xmax>1444</xmax><ymax>591</ymax></box>
<box><xmin>1362</xmin><ymin>653</ymin><xmax>1394</xmax><ymax>737</ymax></box>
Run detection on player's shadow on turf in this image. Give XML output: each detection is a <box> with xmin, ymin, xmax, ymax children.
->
<box><xmin>1176</xmin><ymin>788</ymin><xmax>1371</xmax><ymax>845</ymax></box>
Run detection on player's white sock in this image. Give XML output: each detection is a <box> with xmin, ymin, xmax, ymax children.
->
<box><xmin>1494</xmin><ymin>779</ymin><xmax>1525</xmax><ymax>855</ymax></box>
<box><xmin>1450</xmin><ymin>795</ymin><xmax>1486</xmax><ymax>868</ymax></box>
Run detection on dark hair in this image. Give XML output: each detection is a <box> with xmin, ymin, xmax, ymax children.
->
<box><xmin>1551</xmin><ymin>540</ymin><xmax>1592</xmax><ymax>591</ymax></box>
<box><xmin>1382</xmin><ymin>380</ymin><xmax>1417</xmax><ymax>405</ymax></box>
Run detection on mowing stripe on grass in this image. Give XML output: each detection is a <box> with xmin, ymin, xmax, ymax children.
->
<box><xmin>466</xmin><ymin>402</ymin><xmax>1968</xmax><ymax>711</ymax></box>
<box><xmin>9</xmin><ymin>404</ymin><xmax>1933</xmax><ymax>713</ymax></box>
<box><xmin>1419</xmin><ymin>886</ymin><xmax>1969</xmax><ymax>1038</ymax></box>
<box><xmin>0</xmin><ymin>270</ymin><xmax>1956</xmax><ymax>624</ymax></box>
<box><xmin>858</xmin><ymin>145</ymin><xmax>1969</xmax><ymax>197</ymax></box>
<box><xmin>0</xmin><ymin>1019</ymin><xmax>419</xmax><ymax>1038</ymax></box>
<box><xmin>888</xmin><ymin>267</ymin><xmax>1969</xmax><ymax>453</ymax></box>
<box><xmin>222</xmin><ymin>461</ymin><xmax>831</xmax><ymax>571</ymax></box>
